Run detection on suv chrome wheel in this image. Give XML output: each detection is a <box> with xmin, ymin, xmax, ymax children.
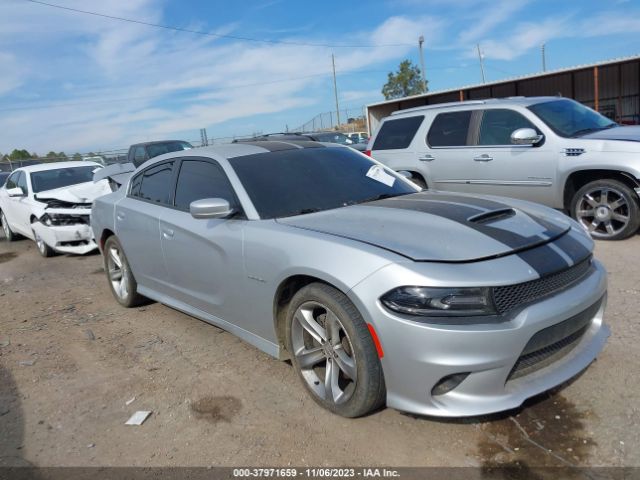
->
<box><xmin>291</xmin><ymin>301</ymin><xmax>357</xmax><ymax>405</ymax></box>
<box><xmin>576</xmin><ymin>187</ymin><xmax>630</xmax><ymax>238</ymax></box>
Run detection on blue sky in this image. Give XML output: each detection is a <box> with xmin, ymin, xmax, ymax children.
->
<box><xmin>0</xmin><ymin>0</ymin><xmax>639</xmax><ymax>154</ymax></box>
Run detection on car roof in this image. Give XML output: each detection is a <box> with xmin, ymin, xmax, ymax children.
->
<box><xmin>14</xmin><ymin>161</ymin><xmax>102</xmax><ymax>173</ymax></box>
<box><xmin>389</xmin><ymin>96</ymin><xmax>568</xmax><ymax>117</ymax></box>
<box><xmin>141</xmin><ymin>141</ymin><xmax>342</xmax><ymax>167</ymax></box>
<box><xmin>131</xmin><ymin>140</ymin><xmax>192</xmax><ymax>147</ymax></box>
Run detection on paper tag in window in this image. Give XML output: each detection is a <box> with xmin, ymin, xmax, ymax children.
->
<box><xmin>366</xmin><ymin>165</ymin><xmax>395</xmax><ymax>187</ymax></box>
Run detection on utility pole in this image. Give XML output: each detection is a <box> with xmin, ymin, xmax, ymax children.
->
<box><xmin>476</xmin><ymin>44</ymin><xmax>486</xmax><ymax>83</ymax></box>
<box><xmin>332</xmin><ymin>53</ymin><xmax>341</xmax><ymax>129</ymax></box>
<box><xmin>541</xmin><ymin>43</ymin><xmax>547</xmax><ymax>72</ymax></box>
<box><xmin>418</xmin><ymin>35</ymin><xmax>427</xmax><ymax>93</ymax></box>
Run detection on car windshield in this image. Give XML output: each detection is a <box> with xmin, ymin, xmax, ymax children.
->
<box><xmin>229</xmin><ymin>147</ymin><xmax>417</xmax><ymax>219</ymax></box>
<box><xmin>30</xmin><ymin>166</ymin><xmax>98</xmax><ymax>193</ymax></box>
<box><xmin>313</xmin><ymin>132</ymin><xmax>353</xmax><ymax>145</ymax></box>
<box><xmin>146</xmin><ymin>141</ymin><xmax>192</xmax><ymax>158</ymax></box>
<box><xmin>528</xmin><ymin>99</ymin><xmax>616</xmax><ymax>137</ymax></box>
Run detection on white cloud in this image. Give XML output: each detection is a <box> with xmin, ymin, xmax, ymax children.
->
<box><xmin>0</xmin><ymin>0</ymin><xmax>441</xmax><ymax>153</ymax></box>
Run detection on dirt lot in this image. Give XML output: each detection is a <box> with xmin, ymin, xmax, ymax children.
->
<box><xmin>0</xmin><ymin>233</ymin><xmax>639</xmax><ymax>469</ymax></box>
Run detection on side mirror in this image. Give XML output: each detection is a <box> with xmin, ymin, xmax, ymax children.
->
<box><xmin>7</xmin><ymin>187</ymin><xmax>25</xmax><ymax>197</ymax></box>
<box><xmin>511</xmin><ymin>128</ymin><xmax>544</xmax><ymax>145</ymax></box>
<box><xmin>190</xmin><ymin>198</ymin><xmax>235</xmax><ymax>219</ymax></box>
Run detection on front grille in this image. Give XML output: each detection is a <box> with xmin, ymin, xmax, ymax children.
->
<box><xmin>492</xmin><ymin>257</ymin><xmax>592</xmax><ymax>314</ymax></box>
<box><xmin>507</xmin><ymin>298</ymin><xmax>602</xmax><ymax>381</ymax></box>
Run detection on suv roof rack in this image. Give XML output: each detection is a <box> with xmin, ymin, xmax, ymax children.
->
<box><xmin>391</xmin><ymin>100</ymin><xmax>487</xmax><ymax>116</ymax></box>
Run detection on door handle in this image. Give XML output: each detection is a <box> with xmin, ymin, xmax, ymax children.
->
<box><xmin>418</xmin><ymin>154</ymin><xmax>435</xmax><ymax>162</ymax></box>
<box><xmin>162</xmin><ymin>228</ymin><xmax>174</xmax><ymax>239</ymax></box>
<box><xmin>116</xmin><ymin>212</ymin><xmax>125</xmax><ymax>221</ymax></box>
<box><xmin>473</xmin><ymin>154</ymin><xmax>493</xmax><ymax>162</ymax></box>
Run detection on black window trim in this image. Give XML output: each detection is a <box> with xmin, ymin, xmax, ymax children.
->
<box><xmin>171</xmin><ymin>156</ymin><xmax>244</xmax><ymax>217</ymax></box>
<box><xmin>425</xmin><ymin>108</ymin><xmax>543</xmax><ymax>149</ymax></box>
<box><xmin>127</xmin><ymin>156</ymin><xmax>245</xmax><ymax>218</ymax></box>
<box><xmin>127</xmin><ymin>159</ymin><xmax>177</xmax><ymax>208</ymax></box>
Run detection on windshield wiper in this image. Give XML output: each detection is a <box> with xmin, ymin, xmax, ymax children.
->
<box><xmin>355</xmin><ymin>192</ymin><xmax>412</xmax><ymax>205</ymax></box>
<box><xmin>571</xmin><ymin>124</ymin><xmax>617</xmax><ymax>137</ymax></box>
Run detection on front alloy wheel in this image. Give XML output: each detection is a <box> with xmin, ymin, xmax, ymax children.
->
<box><xmin>1</xmin><ymin>211</ymin><xmax>17</xmax><ymax>241</ymax></box>
<box><xmin>32</xmin><ymin>228</ymin><xmax>54</xmax><ymax>257</ymax></box>
<box><xmin>571</xmin><ymin>179</ymin><xmax>640</xmax><ymax>240</ymax></box>
<box><xmin>291</xmin><ymin>301</ymin><xmax>358</xmax><ymax>405</ymax></box>
<box><xmin>286</xmin><ymin>283</ymin><xmax>385</xmax><ymax>417</ymax></box>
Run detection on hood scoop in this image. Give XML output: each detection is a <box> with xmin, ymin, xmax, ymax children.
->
<box><xmin>278</xmin><ymin>192</ymin><xmax>573</xmax><ymax>262</ymax></box>
<box><xmin>468</xmin><ymin>208</ymin><xmax>516</xmax><ymax>224</ymax></box>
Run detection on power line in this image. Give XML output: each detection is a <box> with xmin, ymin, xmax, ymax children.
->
<box><xmin>0</xmin><ymin>62</ymin><xmax>477</xmax><ymax>113</ymax></box>
<box><xmin>25</xmin><ymin>0</ymin><xmax>414</xmax><ymax>48</ymax></box>
<box><xmin>0</xmin><ymin>68</ymin><xmax>393</xmax><ymax>112</ymax></box>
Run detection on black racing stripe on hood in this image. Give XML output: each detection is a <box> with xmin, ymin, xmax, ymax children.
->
<box><xmin>367</xmin><ymin>196</ymin><xmax>571</xmax><ymax>276</ymax></box>
<box><xmin>552</xmin><ymin>232</ymin><xmax>592</xmax><ymax>264</ymax></box>
<box><xmin>420</xmin><ymin>192</ymin><xmax>514</xmax><ymax>211</ymax></box>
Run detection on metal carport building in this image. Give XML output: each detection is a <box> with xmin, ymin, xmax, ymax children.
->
<box><xmin>366</xmin><ymin>55</ymin><xmax>640</xmax><ymax>135</ymax></box>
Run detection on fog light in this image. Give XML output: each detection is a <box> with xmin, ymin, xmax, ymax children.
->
<box><xmin>431</xmin><ymin>373</ymin><xmax>470</xmax><ymax>396</ymax></box>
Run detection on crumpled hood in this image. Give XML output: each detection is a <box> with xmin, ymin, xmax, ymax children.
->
<box><xmin>35</xmin><ymin>180</ymin><xmax>112</xmax><ymax>204</ymax></box>
<box><xmin>278</xmin><ymin>192</ymin><xmax>576</xmax><ymax>263</ymax></box>
<box><xmin>581</xmin><ymin>125</ymin><xmax>640</xmax><ymax>142</ymax></box>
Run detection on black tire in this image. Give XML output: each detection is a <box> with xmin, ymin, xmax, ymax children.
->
<box><xmin>103</xmin><ymin>235</ymin><xmax>145</xmax><ymax>307</ymax></box>
<box><xmin>411</xmin><ymin>175</ymin><xmax>427</xmax><ymax>190</ymax></box>
<box><xmin>285</xmin><ymin>282</ymin><xmax>386</xmax><ymax>417</ymax></box>
<box><xmin>570</xmin><ymin>179</ymin><xmax>640</xmax><ymax>241</ymax></box>
<box><xmin>31</xmin><ymin>226</ymin><xmax>55</xmax><ymax>257</ymax></box>
<box><xmin>1</xmin><ymin>210</ymin><xmax>17</xmax><ymax>242</ymax></box>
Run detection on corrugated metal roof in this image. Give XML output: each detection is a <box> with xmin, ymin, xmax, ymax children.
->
<box><xmin>366</xmin><ymin>54</ymin><xmax>640</xmax><ymax>109</ymax></box>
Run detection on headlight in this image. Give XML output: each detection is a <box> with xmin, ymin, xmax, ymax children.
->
<box><xmin>381</xmin><ymin>286</ymin><xmax>496</xmax><ymax>317</ymax></box>
<box><xmin>39</xmin><ymin>213</ymin><xmax>90</xmax><ymax>226</ymax></box>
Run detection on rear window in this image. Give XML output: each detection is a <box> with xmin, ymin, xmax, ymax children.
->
<box><xmin>372</xmin><ymin>116</ymin><xmax>424</xmax><ymax>150</ymax></box>
<box><xmin>427</xmin><ymin>111</ymin><xmax>472</xmax><ymax>147</ymax></box>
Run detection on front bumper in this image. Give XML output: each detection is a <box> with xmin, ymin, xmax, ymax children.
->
<box><xmin>349</xmin><ymin>259</ymin><xmax>609</xmax><ymax>417</ymax></box>
<box><xmin>32</xmin><ymin>222</ymin><xmax>98</xmax><ymax>255</ymax></box>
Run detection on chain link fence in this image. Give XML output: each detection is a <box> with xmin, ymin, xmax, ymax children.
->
<box><xmin>290</xmin><ymin>106</ymin><xmax>367</xmax><ymax>133</ymax></box>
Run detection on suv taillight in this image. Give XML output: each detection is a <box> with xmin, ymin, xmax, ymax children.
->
<box><xmin>364</xmin><ymin>150</ymin><xmax>372</xmax><ymax>157</ymax></box>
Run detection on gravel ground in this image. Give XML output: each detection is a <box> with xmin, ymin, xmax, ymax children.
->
<box><xmin>0</xmin><ymin>232</ymin><xmax>638</xmax><ymax>469</ymax></box>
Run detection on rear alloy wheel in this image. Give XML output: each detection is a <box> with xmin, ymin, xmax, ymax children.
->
<box><xmin>103</xmin><ymin>236</ymin><xmax>145</xmax><ymax>307</ymax></box>
<box><xmin>571</xmin><ymin>179</ymin><xmax>640</xmax><ymax>240</ymax></box>
<box><xmin>32</xmin><ymin>227</ymin><xmax>55</xmax><ymax>257</ymax></box>
<box><xmin>286</xmin><ymin>283</ymin><xmax>385</xmax><ymax>417</ymax></box>
<box><xmin>1</xmin><ymin>211</ymin><xmax>17</xmax><ymax>242</ymax></box>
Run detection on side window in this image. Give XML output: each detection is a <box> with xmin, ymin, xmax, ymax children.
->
<box><xmin>372</xmin><ymin>116</ymin><xmax>424</xmax><ymax>150</ymax></box>
<box><xmin>5</xmin><ymin>172</ymin><xmax>19</xmax><ymax>190</ymax></box>
<box><xmin>133</xmin><ymin>146</ymin><xmax>146</xmax><ymax>164</ymax></box>
<box><xmin>137</xmin><ymin>162</ymin><xmax>174</xmax><ymax>205</ymax></box>
<box><xmin>479</xmin><ymin>109</ymin><xmax>537</xmax><ymax>145</ymax></box>
<box><xmin>174</xmin><ymin>160</ymin><xmax>237</xmax><ymax>211</ymax></box>
<box><xmin>129</xmin><ymin>172</ymin><xmax>142</xmax><ymax>197</ymax></box>
<box><xmin>16</xmin><ymin>172</ymin><xmax>28</xmax><ymax>194</ymax></box>
<box><xmin>427</xmin><ymin>111</ymin><xmax>472</xmax><ymax>147</ymax></box>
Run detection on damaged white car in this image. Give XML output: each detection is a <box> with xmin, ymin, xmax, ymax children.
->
<box><xmin>0</xmin><ymin>161</ymin><xmax>111</xmax><ymax>256</ymax></box>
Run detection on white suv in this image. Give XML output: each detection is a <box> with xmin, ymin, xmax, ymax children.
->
<box><xmin>368</xmin><ymin>97</ymin><xmax>640</xmax><ymax>240</ymax></box>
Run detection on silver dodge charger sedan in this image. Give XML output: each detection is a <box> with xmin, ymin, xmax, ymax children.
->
<box><xmin>91</xmin><ymin>141</ymin><xmax>609</xmax><ymax>418</ymax></box>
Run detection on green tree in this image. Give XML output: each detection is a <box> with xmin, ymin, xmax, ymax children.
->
<box><xmin>72</xmin><ymin>152</ymin><xmax>82</xmax><ymax>161</ymax></box>
<box><xmin>381</xmin><ymin>60</ymin><xmax>427</xmax><ymax>100</ymax></box>
<box><xmin>9</xmin><ymin>149</ymin><xmax>31</xmax><ymax>160</ymax></box>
